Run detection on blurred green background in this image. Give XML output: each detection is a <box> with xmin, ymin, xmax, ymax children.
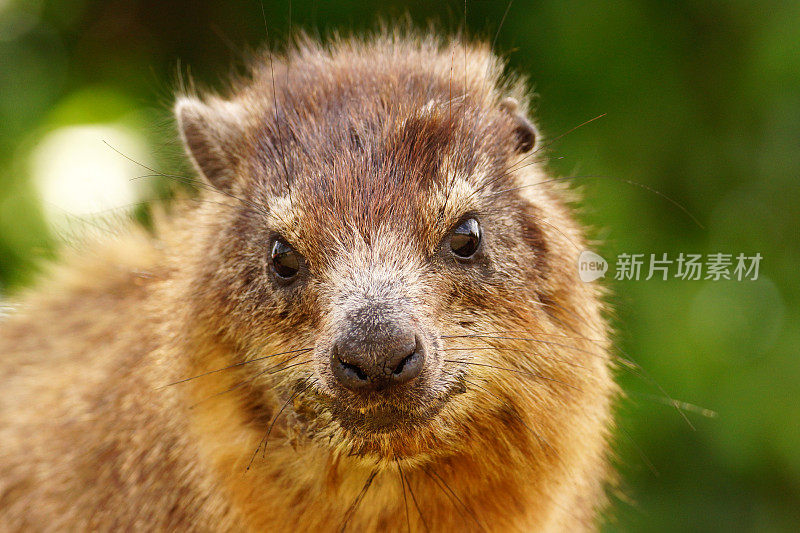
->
<box><xmin>1</xmin><ymin>0</ymin><xmax>798</xmax><ymax>530</ymax></box>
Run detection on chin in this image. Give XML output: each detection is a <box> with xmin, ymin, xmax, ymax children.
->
<box><xmin>306</xmin><ymin>387</ymin><xmax>464</xmax><ymax>461</ymax></box>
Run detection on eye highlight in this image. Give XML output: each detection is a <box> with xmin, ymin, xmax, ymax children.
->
<box><xmin>449</xmin><ymin>217</ymin><xmax>481</xmax><ymax>259</ymax></box>
<box><xmin>271</xmin><ymin>238</ymin><xmax>301</xmax><ymax>281</ymax></box>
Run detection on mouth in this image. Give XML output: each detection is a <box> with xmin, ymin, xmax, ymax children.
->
<box><xmin>294</xmin><ymin>377</ymin><xmax>466</xmax><ymax>442</ymax></box>
<box><xmin>333</xmin><ymin>401</ymin><xmax>446</xmax><ymax>434</ymax></box>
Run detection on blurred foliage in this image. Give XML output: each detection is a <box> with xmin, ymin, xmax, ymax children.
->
<box><xmin>1</xmin><ymin>0</ymin><xmax>798</xmax><ymax>530</ymax></box>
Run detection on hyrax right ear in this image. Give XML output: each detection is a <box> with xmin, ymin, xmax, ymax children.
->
<box><xmin>499</xmin><ymin>97</ymin><xmax>538</xmax><ymax>154</ymax></box>
<box><xmin>175</xmin><ymin>96</ymin><xmax>249</xmax><ymax>192</ymax></box>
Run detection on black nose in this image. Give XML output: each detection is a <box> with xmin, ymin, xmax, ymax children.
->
<box><xmin>331</xmin><ymin>329</ymin><xmax>425</xmax><ymax>392</ymax></box>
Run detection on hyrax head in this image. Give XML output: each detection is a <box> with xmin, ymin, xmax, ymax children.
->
<box><xmin>174</xmin><ymin>37</ymin><xmax>600</xmax><ymax>456</ymax></box>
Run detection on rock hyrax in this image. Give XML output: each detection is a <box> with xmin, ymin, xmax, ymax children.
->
<box><xmin>0</xmin><ymin>32</ymin><xmax>616</xmax><ymax>532</ymax></box>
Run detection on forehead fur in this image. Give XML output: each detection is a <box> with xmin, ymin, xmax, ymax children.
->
<box><xmin>188</xmin><ymin>32</ymin><xmax>532</xmax><ymax>253</ymax></box>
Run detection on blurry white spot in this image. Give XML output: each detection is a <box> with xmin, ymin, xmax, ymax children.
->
<box><xmin>30</xmin><ymin>124</ymin><xmax>149</xmax><ymax>229</ymax></box>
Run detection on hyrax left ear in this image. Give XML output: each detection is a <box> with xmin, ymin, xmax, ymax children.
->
<box><xmin>499</xmin><ymin>97</ymin><xmax>538</xmax><ymax>154</ymax></box>
<box><xmin>175</xmin><ymin>96</ymin><xmax>249</xmax><ymax>192</ymax></box>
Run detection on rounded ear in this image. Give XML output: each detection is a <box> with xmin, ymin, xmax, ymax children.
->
<box><xmin>175</xmin><ymin>96</ymin><xmax>249</xmax><ymax>192</ymax></box>
<box><xmin>499</xmin><ymin>97</ymin><xmax>538</xmax><ymax>154</ymax></box>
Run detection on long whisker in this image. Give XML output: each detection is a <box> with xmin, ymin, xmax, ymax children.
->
<box><xmin>159</xmin><ymin>347</ymin><xmax>313</xmax><ymax>388</ymax></box>
<box><xmin>395</xmin><ymin>460</ymin><xmax>411</xmax><ymax>533</ymax></box>
<box><xmin>476</xmin><ymin>0</ymin><xmax>514</xmax><ymax>124</ymax></box>
<box><xmin>471</xmin><ymin>114</ymin><xmax>607</xmax><ymax>203</ymax></box>
<box><xmin>442</xmin><ymin>333</ymin><xmax>607</xmax><ymax>362</ymax></box>
<box><xmin>462</xmin><ymin>377</ymin><xmax>557</xmax><ymax>457</ymax></box>
<box><xmin>530</xmin><ymin>299</ymin><xmax>700</xmax><ymax>429</ymax></box>
<box><xmin>188</xmin><ymin>358</ymin><xmax>312</xmax><ymax>409</ymax></box>
<box><xmin>518</xmin><ymin>211</ymin><xmax>584</xmax><ymax>252</ymax></box>
<box><xmin>399</xmin><ymin>462</ymin><xmax>430</xmax><ymax>533</ymax></box>
<box><xmin>338</xmin><ymin>468</ymin><xmax>379</xmax><ymax>533</ymax></box>
<box><xmin>440</xmin><ymin>346</ymin><xmax>589</xmax><ymax>371</ymax></box>
<box><xmin>465</xmin><ymin>108</ymin><xmax>601</xmax><ymax>202</ymax></box>
<box><xmin>247</xmin><ymin>377</ymin><xmax>313</xmax><ymax>470</ymax></box>
<box><xmin>490</xmin><ymin>173</ymin><xmax>705</xmax><ymax>229</ymax></box>
<box><xmin>448</xmin><ymin>329</ymin><xmax>623</xmax><ymax>367</ymax></box>
<box><xmin>447</xmin><ymin>360</ymin><xmax>580</xmax><ymax>391</ymax></box>
<box><xmin>261</xmin><ymin>9</ymin><xmax>293</xmax><ymax>205</ymax></box>
<box><xmin>491</xmin><ymin>1</ymin><xmax>514</xmax><ymax>57</ymax></box>
<box><xmin>628</xmin><ymin>391</ymin><xmax>717</xmax><ymax>418</ymax></box>
<box><xmin>452</xmin><ymin>317</ymin><xmax>704</xmax><ymax>428</ymax></box>
<box><xmin>449</xmin><ymin>323</ymin><xmax>634</xmax><ymax>374</ymax></box>
<box><xmin>505</xmin><ymin>113</ymin><xmax>608</xmax><ymax>173</ymax></box>
<box><xmin>619</xmin><ymin>425</ymin><xmax>660</xmax><ymax>477</ymax></box>
<box><xmin>421</xmin><ymin>466</ymin><xmax>487</xmax><ymax>532</ymax></box>
<box><xmin>459</xmin><ymin>153</ymin><xmax>556</xmax><ymax>206</ymax></box>
<box><xmin>105</xmin><ymin>141</ymin><xmax>269</xmax><ymax>216</ymax></box>
<box><xmin>445</xmin><ymin>329</ymin><xmax>605</xmax><ymax>343</ymax></box>
<box><xmin>532</xmin><ymin>300</ymin><xmax>700</xmax><ymax>429</ymax></box>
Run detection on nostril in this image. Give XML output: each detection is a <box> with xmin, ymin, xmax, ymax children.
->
<box><xmin>331</xmin><ymin>347</ymin><xmax>376</xmax><ymax>391</ymax></box>
<box><xmin>340</xmin><ymin>360</ymin><xmax>368</xmax><ymax>381</ymax></box>
<box><xmin>392</xmin><ymin>353</ymin><xmax>415</xmax><ymax>376</ymax></box>
<box><xmin>390</xmin><ymin>342</ymin><xmax>424</xmax><ymax>385</ymax></box>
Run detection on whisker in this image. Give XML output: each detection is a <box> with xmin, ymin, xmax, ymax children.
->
<box><xmin>462</xmin><ymin>377</ymin><xmax>557</xmax><ymax>458</ymax></box>
<box><xmin>262</xmin><ymin>12</ymin><xmax>293</xmax><ymax>205</ymax></box>
<box><xmin>450</xmin><ymin>319</ymin><xmax>699</xmax><ymax>428</ymax></box>
<box><xmin>399</xmin><ymin>462</ymin><xmax>430</xmax><ymax>533</ymax></box>
<box><xmin>528</xmin><ymin>302</ymin><xmax>699</xmax><ymax>430</ymax></box>
<box><xmin>490</xmin><ymin>173</ymin><xmax>705</xmax><ymax>229</ymax></box>
<box><xmin>628</xmin><ymin>391</ymin><xmax>717</xmax><ymax>418</ymax></box>
<box><xmin>505</xmin><ymin>113</ymin><xmax>608</xmax><ymax>174</ymax></box>
<box><xmin>395</xmin><ymin>460</ymin><xmax>411</xmax><ymax>533</ymax></box>
<box><xmin>459</xmin><ymin>153</ymin><xmax>555</xmax><ymax>206</ymax></box>
<box><xmin>476</xmin><ymin>0</ymin><xmax>515</xmax><ymax>147</ymax></box>
<box><xmin>529</xmin><ymin>300</ymin><xmax>699</xmax><ymax>430</ymax></box>
<box><xmin>188</xmin><ymin>358</ymin><xmax>312</xmax><ymax>409</ymax></box>
<box><xmin>442</xmin><ymin>333</ymin><xmax>608</xmax><ymax>362</ymax></box>
<box><xmin>490</xmin><ymin>1</ymin><xmax>514</xmax><ymax>58</ymax></box>
<box><xmin>159</xmin><ymin>347</ymin><xmax>313</xmax><ymax>388</ymax></box>
<box><xmin>104</xmin><ymin>141</ymin><xmax>269</xmax><ymax>216</ymax></box>
<box><xmin>619</xmin><ymin>425</ymin><xmax>660</xmax><ymax>477</ymax></box>
<box><xmin>445</xmin><ymin>329</ymin><xmax>605</xmax><ymax>343</ymax></box>
<box><xmin>338</xmin><ymin>468</ymin><xmax>379</xmax><ymax>533</ymax></box>
<box><xmin>517</xmin><ymin>211</ymin><xmax>584</xmax><ymax>252</ymax></box>
<box><xmin>131</xmin><ymin>173</ymin><xmax>263</xmax><ymax>212</ymax></box>
<box><xmin>440</xmin><ymin>346</ymin><xmax>589</xmax><ymax>371</ymax></box>
<box><xmin>450</xmin><ymin>322</ymin><xmax>637</xmax><ymax>377</ymax></box>
<box><xmin>447</xmin><ymin>360</ymin><xmax>580</xmax><ymax>391</ymax></box>
<box><xmin>521</xmin><ymin>301</ymin><xmax>638</xmax><ymax>369</ymax></box>
<box><xmin>247</xmin><ymin>377</ymin><xmax>313</xmax><ymax>470</ymax></box>
<box><xmin>421</xmin><ymin>466</ymin><xmax>487</xmax><ymax>532</ymax></box>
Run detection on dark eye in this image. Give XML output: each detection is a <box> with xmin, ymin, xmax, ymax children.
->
<box><xmin>271</xmin><ymin>238</ymin><xmax>301</xmax><ymax>280</ymax></box>
<box><xmin>450</xmin><ymin>217</ymin><xmax>481</xmax><ymax>259</ymax></box>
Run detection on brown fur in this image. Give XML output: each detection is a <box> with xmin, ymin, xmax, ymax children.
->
<box><xmin>0</xmin><ymin>32</ymin><xmax>616</xmax><ymax>531</ymax></box>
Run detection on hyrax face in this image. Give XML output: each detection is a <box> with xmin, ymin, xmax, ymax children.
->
<box><xmin>176</xmin><ymin>38</ymin><xmax>608</xmax><ymax>460</ymax></box>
